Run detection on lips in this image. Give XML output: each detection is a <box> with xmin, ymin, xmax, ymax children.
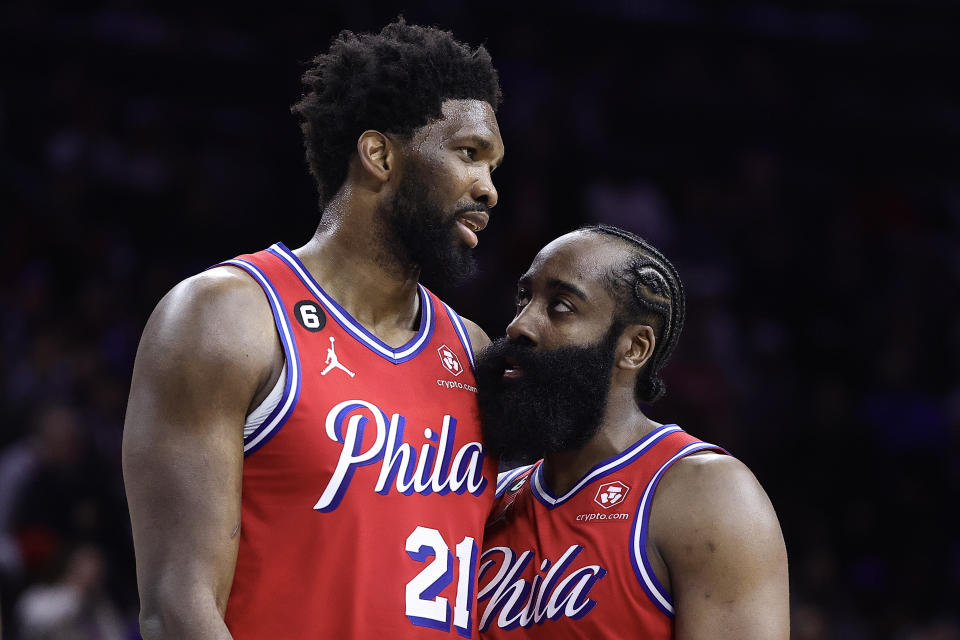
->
<box><xmin>502</xmin><ymin>355</ymin><xmax>523</xmax><ymax>380</ymax></box>
<box><xmin>454</xmin><ymin>210</ymin><xmax>489</xmax><ymax>249</ymax></box>
<box><xmin>456</xmin><ymin>210</ymin><xmax>489</xmax><ymax>234</ymax></box>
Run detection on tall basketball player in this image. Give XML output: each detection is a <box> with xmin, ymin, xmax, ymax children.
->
<box><xmin>122</xmin><ymin>21</ymin><xmax>504</xmax><ymax>640</ymax></box>
<box><xmin>474</xmin><ymin>226</ymin><xmax>788</xmax><ymax>639</ymax></box>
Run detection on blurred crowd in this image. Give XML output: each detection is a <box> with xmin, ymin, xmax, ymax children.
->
<box><xmin>2</xmin><ymin>1</ymin><xmax>958</xmax><ymax>638</ymax></box>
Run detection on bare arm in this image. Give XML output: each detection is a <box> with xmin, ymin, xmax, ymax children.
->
<box><xmin>122</xmin><ymin>268</ymin><xmax>279</xmax><ymax>640</ymax></box>
<box><xmin>651</xmin><ymin>453</ymin><xmax>789</xmax><ymax>640</ymax></box>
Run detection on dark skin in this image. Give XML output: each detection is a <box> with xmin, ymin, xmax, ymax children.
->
<box><xmin>122</xmin><ymin>98</ymin><xmax>504</xmax><ymax>640</ymax></box>
<box><xmin>505</xmin><ymin>231</ymin><xmax>789</xmax><ymax>639</ymax></box>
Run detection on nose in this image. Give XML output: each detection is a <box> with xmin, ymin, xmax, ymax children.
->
<box><xmin>505</xmin><ymin>304</ymin><xmax>538</xmax><ymax>346</ymax></box>
<box><xmin>470</xmin><ymin>167</ymin><xmax>498</xmax><ymax>209</ymax></box>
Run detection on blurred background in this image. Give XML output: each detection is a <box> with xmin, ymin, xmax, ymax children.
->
<box><xmin>1</xmin><ymin>1</ymin><xmax>958</xmax><ymax>638</ymax></box>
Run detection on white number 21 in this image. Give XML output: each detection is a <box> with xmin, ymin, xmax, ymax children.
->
<box><xmin>405</xmin><ymin>526</ymin><xmax>477</xmax><ymax>637</ymax></box>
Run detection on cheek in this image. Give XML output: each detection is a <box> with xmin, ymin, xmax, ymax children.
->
<box><xmin>424</xmin><ymin>149</ymin><xmax>469</xmax><ymax>179</ymax></box>
<box><xmin>558</xmin><ymin>321</ymin><xmax>608</xmax><ymax>346</ymax></box>
<box><xmin>419</xmin><ymin>157</ymin><xmax>464</xmax><ymax>192</ymax></box>
<box><xmin>437</xmin><ymin>161</ymin><xmax>470</xmax><ymax>191</ymax></box>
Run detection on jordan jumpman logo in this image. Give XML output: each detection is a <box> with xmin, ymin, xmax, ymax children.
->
<box><xmin>321</xmin><ymin>336</ymin><xmax>355</xmax><ymax>378</ymax></box>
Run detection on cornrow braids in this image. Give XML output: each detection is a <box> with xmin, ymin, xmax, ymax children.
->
<box><xmin>580</xmin><ymin>224</ymin><xmax>686</xmax><ymax>404</ymax></box>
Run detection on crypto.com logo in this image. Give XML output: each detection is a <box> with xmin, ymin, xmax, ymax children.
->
<box><xmin>438</xmin><ymin>344</ymin><xmax>464</xmax><ymax>376</ymax></box>
<box><xmin>593</xmin><ymin>481</ymin><xmax>629</xmax><ymax>509</ymax></box>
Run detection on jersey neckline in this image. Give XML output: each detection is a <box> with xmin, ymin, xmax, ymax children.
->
<box><xmin>530</xmin><ymin>424</ymin><xmax>682</xmax><ymax>509</ymax></box>
<box><xmin>267</xmin><ymin>242</ymin><xmax>435</xmax><ymax>364</ymax></box>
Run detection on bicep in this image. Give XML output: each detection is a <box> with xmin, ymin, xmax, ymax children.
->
<box><xmin>657</xmin><ymin>457</ymin><xmax>789</xmax><ymax>640</ymax></box>
<box><xmin>124</xmin><ymin>350</ymin><xmax>245</xmax><ymax>613</ymax></box>
<box><xmin>123</xmin><ymin>274</ymin><xmax>273</xmax><ymax>636</ymax></box>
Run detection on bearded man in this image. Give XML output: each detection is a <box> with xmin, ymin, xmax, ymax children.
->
<box><xmin>123</xmin><ymin>20</ymin><xmax>505</xmax><ymax>640</ymax></box>
<box><xmin>475</xmin><ymin>225</ymin><xmax>788</xmax><ymax>639</ymax></box>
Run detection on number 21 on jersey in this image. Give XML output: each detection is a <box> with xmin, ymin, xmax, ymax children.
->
<box><xmin>406</xmin><ymin>526</ymin><xmax>477</xmax><ymax>637</ymax></box>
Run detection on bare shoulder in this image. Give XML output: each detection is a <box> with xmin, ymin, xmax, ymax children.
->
<box><xmin>148</xmin><ymin>265</ymin><xmax>272</xmax><ymax>332</ymax></box>
<box><xmin>651</xmin><ymin>452</ymin><xmax>787</xmax><ymax>614</ymax></box>
<box><xmin>658</xmin><ymin>452</ymin><xmax>769</xmax><ymax>510</ymax></box>
<box><xmin>141</xmin><ymin>266</ymin><xmax>276</xmax><ymax>366</ymax></box>
<box><xmin>131</xmin><ymin>265</ymin><xmax>280</xmax><ymax>410</ymax></box>
<box><xmin>651</xmin><ymin>452</ymin><xmax>789</xmax><ymax>638</ymax></box>
<box><xmin>654</xmin><ymin>452</ymin><xmax>781</xmax><ymax>550</ymax></box>
<box><xmin>460</xmin><ymin>315</ymin><xmax>492</xmax><ymax>352</ymax></box>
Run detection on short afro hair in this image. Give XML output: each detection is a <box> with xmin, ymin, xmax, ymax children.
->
<box><xmin>581</xmin><ymin>224</ymin><xmax>686</xmax><ymax>405</ymax></box>
<box><xmin>291</xmin><ymin>19</ymin><xmax>502</xmax><ymax>208</ymax></box>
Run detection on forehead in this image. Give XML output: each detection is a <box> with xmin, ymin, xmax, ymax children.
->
<box><xmin>523</xmin><ymin>232</ymin><xmax>628</xmax><ymax>297</ymax></box>
<box><xmin>413</xmin><ymin>99</ymin><xmax>503</xmax><ymax>149</ymax></box>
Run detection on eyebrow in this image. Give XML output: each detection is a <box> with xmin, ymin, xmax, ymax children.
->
<box><xmin>518</xmin><ymin>276</ymin><xmax>589</xmax><ymax>301</ymax></box>
<box><xmin>461</xmin><ymin>134</ymin><xmax>493</xmax><ymax>151</ymax></box>
<box><xmin>456</xmin><ymin>134</ymin><xmax>504</xmax><ymax>170</ymax></box>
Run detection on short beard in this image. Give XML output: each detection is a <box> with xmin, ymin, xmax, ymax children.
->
<box><xmin>379</xmin><ymin>162</ymin><xmax>479</xmax><ymax>291</ymax></box>
<box><xmin>475</xmin><ymin>324</ymin><xmax>622</xmax><ymax>465</ymax></box>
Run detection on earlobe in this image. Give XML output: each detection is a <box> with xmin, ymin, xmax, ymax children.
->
<box><xmin>619</xmin><ymin>325</ymin><xmax>655</xmax><ymax>371</ymax></box>
<box><xmin>356</xmin><ymin>130</ymin><xmax>393</xmax><ymax>183</ymax></box>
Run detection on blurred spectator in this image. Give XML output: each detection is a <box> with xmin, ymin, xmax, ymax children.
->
<box><xmin>0</xmin><ymin>406</ymin><xmax>85</xmax><ymax>580</ymax></box>
<box><xmin>6</xmin><ymin>406</ymin><xmax>111</xmax><ymax>577</ymax></box>
<box><xmin>15</xmin><ymin>545</ymin><xmax>124</xmax><ymax>640</ymax></box>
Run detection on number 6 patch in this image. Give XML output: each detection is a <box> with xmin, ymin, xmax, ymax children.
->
<box><xmin>293</xmin><ymin>300</ymin><xmax>326</xmax><ymax>332</ymax></box>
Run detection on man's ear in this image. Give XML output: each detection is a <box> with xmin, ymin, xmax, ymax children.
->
<box><xmin>356</xmin><ymin>130</ymin><xmax>395</xmax><ymax>184</ymax></box>
<box><xmin>617</xmin><ymin>325</ymin><xmax>656</xmax><ymax>371</ymax></box>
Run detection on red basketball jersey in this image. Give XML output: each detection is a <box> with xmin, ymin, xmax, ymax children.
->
<box><xmin>218</xmin><ymin>243</ymin><xmax>497</xmax><ymax>639</ymax></box>
<box><xmin>478</xmin><ymin>425</ymin><xmax>725</xmax><ymax>639</ymax></box>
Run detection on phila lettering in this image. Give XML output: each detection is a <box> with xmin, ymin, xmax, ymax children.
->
<box><xmin>313</xmin><ymin>400</ymin><xmax>488</xmax><ymax>512</ymax></box>
<box><xmin>478</xmin><ymin>545</ymin><xmax>607</xmax><ymax>631</ymax></box>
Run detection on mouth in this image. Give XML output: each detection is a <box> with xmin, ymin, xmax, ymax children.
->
<box><xmin>502</xmin><ymin>355</ymin><xmax>523</xmax><ymax>380</ymax></box>
<box><xmin>455</xmin><ymin>210</ymin><xmax>489</xmax><ymax>249</ymax></box>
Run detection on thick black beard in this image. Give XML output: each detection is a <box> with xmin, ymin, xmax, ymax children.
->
<box><xmin>382</xmin><ymin>163</ymin><xmax>480</xmax><ymax>290</ymax></box>
<box><xmin>475</xmin><ymin>325</ymin><xmax>621</xmax><ymax>465</ymax></box>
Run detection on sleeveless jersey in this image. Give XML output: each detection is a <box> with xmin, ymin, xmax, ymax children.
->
<box><xmin>478</xmin><ymin>425</ymin><xmax>725</xmax><ymax>639</ymax></box>
<box><xmin>218</xmin><ymin>243</ymin><xmax>498</xmax><ymax>639</ymax></box>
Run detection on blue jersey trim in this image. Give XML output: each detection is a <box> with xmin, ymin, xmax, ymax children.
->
<box><xmin>529</xmin><ymin>425</ymin><xmax>682</xmax><ymax>509</ymax></box>
<box><xmin>267</xmin><ymin>242</ymin><xmax>435</xmax><ymax>364</ymax></box>
<box><xmin>629</xmin><ymin>441</ymin><xmax>725</xmax><ymax>618</ymax></box>
<box><xmin>494</xmin><ymin>464</ymin><xmax>535</xmax><ymax>498</ymax></box>
<box><xmin>442</xmin><ymin>302</ymin><xmax>476</xmax><ymax>373</ymax></box>
<box><xmin>217</xmin><ymin>258</ymin><xmax>302</xmax><ymax>457</ymax></box>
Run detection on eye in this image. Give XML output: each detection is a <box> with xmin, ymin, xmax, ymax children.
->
<box><xmin>457</xmin><ymin>146</ymin><xmax>477</xmax><ymax>160</ymax></box>
<box><xmin>550</xmin><ymin>298</ymin><xmax>574</xmax><ymax>313</ymax></box>
<box><xmin>515</xmin><ymin>288</ymin><xmax>530</xmax><ymax>311</ymax></box>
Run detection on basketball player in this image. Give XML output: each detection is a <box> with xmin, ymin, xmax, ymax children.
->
<box><xmin>474</xmin><ymin>226</ymin><xmax>789</xmax><ymax>639</ymax></box>
<box><xmin>123</xmin><ymin>21</ymin><xmax>504</xmax><ymax>639</ymax></box>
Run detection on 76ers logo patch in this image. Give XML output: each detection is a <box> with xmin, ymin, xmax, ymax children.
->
<box><xmin>594</xmin><ymin>481</ymin><xmax>629</xmax><ymax>509</ymax></box>
<box><xmin>438</xmin><ymin>344</ymin><xmax>463</xmax><ymax>376</ymax></box>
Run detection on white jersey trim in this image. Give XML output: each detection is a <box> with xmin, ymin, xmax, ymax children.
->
<box><xmin>218</xmin><ymin>258</ymin><xmax>301</xmax><ymax>456</ymax></box>
<box><xmin>442</xmin><ymin>302</ymin><xmax>476</xmax><ymax>372</ymax></box>
<box><xmin>629</xmin><ymin>441</ymin><xmax>721</xmax><ymax>617</ymax></box>
<box><xmin>243</xmin><ymin>362</ymin><xmax>287</xmax><ymax>439</ymax></box>
<box><xmin>495</xmin><ymin>464</ymin><xmax>535</xmax><ymax>498</ymax></box>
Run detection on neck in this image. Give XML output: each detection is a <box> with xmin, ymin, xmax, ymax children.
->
<box><xmin>292</xmin><ymin>188</ymin><xmax>422</xmax><ymax>346</ymax></box>
<box><xmin>540</xmin><ymin>388</ymin><xmax>661</xmax><ymax>496</ymax></box>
